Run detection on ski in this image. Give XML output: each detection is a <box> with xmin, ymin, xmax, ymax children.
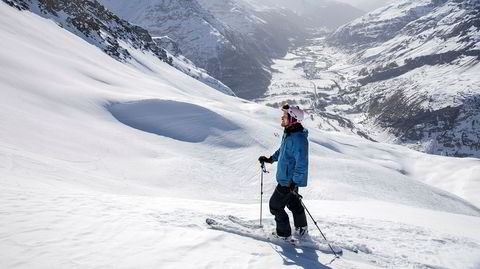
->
<box><xmin>206</xmin><ymin>217</ymin><xmax>343</xmax><ymax>255</ymax></box>
<box><xmin>206</xmin><ymin>217</ymin><xmax>300</xmax><ymax>246</ymax></box>
<box><xmin>227</xmin><ymin>215</ymin><xmax>263</xmax><ymax>229</ymax></box>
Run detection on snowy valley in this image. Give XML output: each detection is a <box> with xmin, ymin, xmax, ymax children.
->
<box><xmin>97</xmin><ymin>0</ymin><xmax>363</xmax><ymax>99</ymax></box>
<box><xmin>257</xmin><ymin>0</ymin><xmax>480</xmax><ymax>158</ymax></box>
<box><xmin>1</xmin><ymin>0</ymin><xmax>479</xmax><ymax>269</ymax></box>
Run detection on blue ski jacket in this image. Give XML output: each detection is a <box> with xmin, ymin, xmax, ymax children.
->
<box><xmin>270</xmin><ymin>124</ymin><xmax>309</xmax><ymax>187</ymax></box>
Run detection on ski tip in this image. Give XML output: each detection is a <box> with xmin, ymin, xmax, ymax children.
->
<box><xmin>227</xmin><ymin>215</ymin><xmax>237</xmax><ymax>222</ymax></box>
<box><xmin>205</xmin><ymin>218</ymin><xmax>217</xmax><ymax>225</ymax></box>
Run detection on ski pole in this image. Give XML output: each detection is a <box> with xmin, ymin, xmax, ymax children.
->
<box><xmin>259</xmin><ymin>162</ymin><xmax>268</xmax><ymax>227</ymax></box>
<box><xmin>295</xmin><ymin>192</ymin><xmax>340</xmax><ymax>258</ymax></box>
<box><xmin>260</xmin><ymin>163</ymin><xmax>263</xmax><ymax>227</ymax></box>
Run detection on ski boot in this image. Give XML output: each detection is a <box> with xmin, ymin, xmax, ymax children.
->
<box><xmin>294</xmin><ymin>226</ymin><xmax>308</xmax><ymax>238</ymax></box>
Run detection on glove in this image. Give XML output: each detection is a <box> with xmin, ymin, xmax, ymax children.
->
<box><xmin>258</xmin><ymin>156</ymin><xmax>273</xmax><ymax>164</ymax></box>
<box><xmin>289</xmin><ymin>181</ymin><xmax>299</xmax><ymax>195</ymax></box>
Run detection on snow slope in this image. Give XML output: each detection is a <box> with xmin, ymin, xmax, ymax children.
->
<box><xmin>1</xmin><ymin>2</ymin><xmax>480</xmax><ymax>268</ymax></box>
<box><xmin>5</xmin><ymin>0</ymin><xmax>235</xmax><ymax>97</ymax></box>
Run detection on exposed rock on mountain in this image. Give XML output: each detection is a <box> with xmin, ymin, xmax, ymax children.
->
<box><xmin>98</xmin><ymin>0</ymin><xmax>276</xmax><ymax>99</ymax></box>
<box><xmin>153</xmin><ymin>36</ymin><xmax>182</xmax><ymax>56</ymax></box>
<box><xmin>327</xmin><ymin>0</ymin><xmax>480</xmax><ymax>157</ymax></box>
<box><xmin>5</xmin><ymin>0</ymin><xmax>171</xmax><ymax>63</ymax></box>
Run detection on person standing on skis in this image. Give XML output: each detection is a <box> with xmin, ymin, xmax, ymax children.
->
<box><xmin>258</xmin><ymin>104</ymin><xmax>309</xmax><ymax>239</ymax></box>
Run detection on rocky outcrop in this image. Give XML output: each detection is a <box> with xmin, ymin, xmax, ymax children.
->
<box><xmin>9</xmin><ymin>0</ymin><xmax>172</xmax><ymax>63</ymax></box>
<box><xmin>370</xmin><ymin>92</ymin><xmax>480</xmax><ymax>157</ymax></box>
<box><xmin>153</xmin><ymin>36</ymin><xmax>182</xmax><ymax>56</ymax></box>
<box><xmin>359</xmin><ymin>49</ymin><xmax>480</xmax><ymax>85</ymax></box>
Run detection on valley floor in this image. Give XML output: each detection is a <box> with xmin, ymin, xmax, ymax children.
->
<box><xmin>256</xmin><ymin>36</ymin><xmax>480</xmax><ymax>158</ymax></box>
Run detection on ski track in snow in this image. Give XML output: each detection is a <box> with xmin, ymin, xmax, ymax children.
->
<box><xmin>1</xmin><ymin>187</ymin><xmax>479</xmax><ymax>269</ymax></box>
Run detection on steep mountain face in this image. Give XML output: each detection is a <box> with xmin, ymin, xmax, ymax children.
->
<box><xmin>326</xmin><ymin>0</ymin><xmax>480</xmax><ymax>157</ymax></box>
<box><xmin>197</xmin><ymin>0</ymin><xmax>306</xmax><ymax>59</ymax></box>
<box><xmin>4</xmin><ymin>0</ymin><xmax>171</xmax><ymax>63</ymax></box>
<box><xmin>98</xmin><ymin>0</ymin><xmax>277</xmax><ymax>99</ymax></box>
<box><xmin>3</xmin><ymin>0</ymin><xmax>234</xmax><ymax>96</ymax></box>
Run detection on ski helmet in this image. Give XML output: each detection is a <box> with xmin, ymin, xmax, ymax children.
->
<box><xmin>282</xmin><ymin>104</ymin><xmax>304</xmax><ymax>122</ymax></box>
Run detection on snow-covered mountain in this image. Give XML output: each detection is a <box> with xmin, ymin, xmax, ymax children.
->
<box><xmin>325</xmin><ymin>0</ymin><xmax>480</xmax><ymax>157</ymax></box>
<box><xmin>197</xmin><ymin>0</ymin><xmax>306</xmax><ymax>57</ymax></box>
<box><xmin>98</xmin><ymin>0</ymin><xmax>364</xmax><ymax>99</ymax></box>
<box><xmin>3</xmin><ymin>0</ymin><xmax>235</xmax><ymax>96</ymax></box>
<box><xmin>1</xmin><ymin>1</ymin><xmax>480</xmax><ymax>268</ymax></box>
<box><xmin>97</xmin><ymin>0</ymin><xmax>277</xmax><ymax>99</ymax></box>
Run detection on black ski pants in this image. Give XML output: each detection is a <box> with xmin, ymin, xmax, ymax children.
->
<box><xmin>269</xmin><ymin>184</ymin><xmax>307</xmax><ymax>237</ymax></box>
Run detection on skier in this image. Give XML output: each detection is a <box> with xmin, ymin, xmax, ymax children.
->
<box><xmin>258</xmin><ymin>104</ymin><xmax>309</xmax><ymax>240</ymax></box>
